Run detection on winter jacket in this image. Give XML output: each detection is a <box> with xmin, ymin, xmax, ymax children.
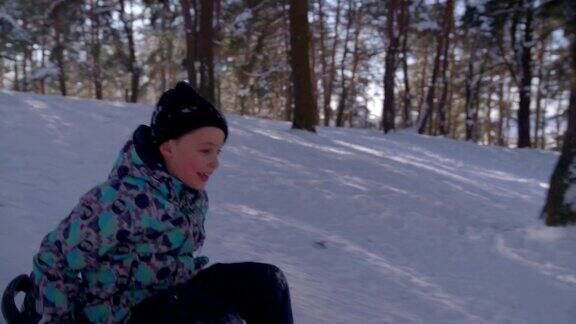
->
<box><xmin>31</xmin><ymin>125</ymin><xmax>210</xmax><ymax>323</ymax></box>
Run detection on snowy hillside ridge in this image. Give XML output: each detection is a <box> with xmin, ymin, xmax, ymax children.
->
<box><xmin>1</xmin><ymin>90</ymin><xmax>575</xmax><ymax>324</ymax></box>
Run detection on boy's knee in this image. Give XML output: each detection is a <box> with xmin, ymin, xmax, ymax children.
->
<box><xmin>252</xmin><ymin>263</ymin><xmax>289</xmax><ymax>291</ymax></box>
<box><xmin>269</xmin><ymin>265</ymin><xmax>288</xmax><ymax>289</ymax></box>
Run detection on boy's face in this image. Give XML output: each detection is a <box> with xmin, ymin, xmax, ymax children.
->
<box><xmin>159</xmin><ymin>127</ymin><xmax>225</xmax><ymax>190</ymax></box>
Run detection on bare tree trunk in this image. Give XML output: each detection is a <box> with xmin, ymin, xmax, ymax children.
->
<box><xmin>285</xmin><ymin>81</ymin><xmax>293</xmax><ymax>122</ymax></box>
<box><xmin>497</xmin><ymin>79</ymin><xmax>505</xmax><ymax>146</ymax></box>
<box><xmin>289</xmin><ymin>0</ymin><xmax>317</xmax><ymax>132</ymax></box>
<box><xmin>54</xmin><ymin>20</ymin><xmax>67</xmax><ymax>96</ymax></box>
<box><xmin>198</xmin><ymin>0</ymin><xmax>215</xmax><ymax>101</ymax></box>
<box><xmin>13</xmin><ymin>59</ymin><xmax>20</xmax><ymax>91</ymax></box>
<box><xmin>534</xmin><ymin>30</ymin><xmax>548</xmax><ymax>148</ymax></box>
<box><xmin>464</xmin><ymin>35</ymin><xmax>478</xmax><ymax>141</ymax></box>
<box><xmin>417</xmin><ymin>0</ymin><xmax>452</xmax><ymax>134</ymax></box>
<box><xmin>417</xmin><ymin>34</ymin><xmax>443</xmax><ymax>133</ymax></box>
<box><xmin>417</xmin><ymin>45</ymin><xmax>429</xmax><ymax>117</ymax></box>
<box><xmin>447</xmin><ymin>30</ymin><xmax>457</xmax><ymax>138</ymax></box>
<box><xmin>180</xmin><ymin>0</ymin><xmax>197</xmax><ymax>87</ymax></box>
<box><xmin>541</xmin><ymin>97</ymin><xmax>547</xmax><ymax>149</ymax></box>
<box><xmin>317</xmin><ymin>0</ymin><xmax>331</xmax><ymax>125</ymax></box>
<box><xmin>517</xmin><ymin>0</ymin><xmax>534</xmax><ymax>148</ymax></box>
<box><xmin>238</xmin><ymin>18</ymin><xmax>275</xmax><ymax>115</ymax></box>
<box><xmin>39</xmin><ymin>35</ymin><xmax>47</xmax><ymax>94</ymax></box>
<box><xmin>90</xmin><ymin>0</ymin><xmax>103</xmax><ymax>99</ymax></box>
<box><xmin>344</xmin><ymin>10</ymin><xmax>363</xmax><ymax>125</ymax></box>
<box><xmin>472</xmin><ymin>56</ymin><xmax>487</xmax><ymax>142</ymax></box>
<box><xmin>198</xmin><ymin>0</ymin><xmax>215</xmax><ymax>102</ymax></box>
<box><xmin>485</xmin><ymin>70</ymin><xmax>495</xmax><ymax>144</ymax></box>
<box><xmin>505</xmin><ymin>83</ymin><xmax>512</xmax><ymax>146</ymax></box>
<box><xmin>321</xmin><ymin>0</ymin><xmax>342</xmax><ymax>126</ymax></box>
<box><xmin>382</xmin><ymin>0</ymin><xmax>399</xmax><ymax>133</ymax></box>
<box><xmin>119</xmin><ymin>0</ymin><xmax>140</xmax><ymax>102</ymax></box>
<box><xmin>436</xmin><ymin>0</ymin><xmax>454</xmax><ymax>136</ymax></box>
<box><xmin>214</xmin><ymin>0</ymin><xmax>222</xmax><ymax>106</ymax></box>
<box><xmin>308</xmin><ymin>15</ymin><xmax>320</xmax><ymax>126</ymax></box>
<box><xmin>400</xmin><ymin>0</ymin><xmax>411</xmax><ymax>128</ymax></box>
<box><xmin>317</xmin><ymin>0</ymin><xmax>327</xmax><ymax>124</ymax></box>
<box><xmin>159</xmin><ymin>2</ymin><xmax>170</xmax><ymax>91</ymax></box>
<box><xmin>542</xmin><ymin>34</ymin><xmax>576</xmax><ymax>225</ymax></box>
<box><xmin>282</xmin><ymin>1</ymin><xmax>293</xmax><ymax>122</ymax></box>
<box><xmin>335</xmin><ymin>0</ymin><xmax>354</xmax><ymax>127</ymax></box>
<box><xmin>22</xmin><ymin>20</ymin><xmax>30</xmax><ymax>92</ymax></box>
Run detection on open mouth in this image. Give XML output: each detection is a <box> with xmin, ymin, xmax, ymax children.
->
<box><xmin>197</xmin><ymin>172</ymin><xmax>209</xmax><ymax>182</ymax></box>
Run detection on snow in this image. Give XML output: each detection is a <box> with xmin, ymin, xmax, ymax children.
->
<box><xmin>0</xmin><ymin>10</ymin><xmax>29</xmax><ymax>43</ymax></box>
<box><xmin>415</xmin><ymin>20</ymin><xmax>440</xmax><ymax>32</ymax></box>
<box><xmin>30</xmin><ymin>66</ymin><xmax>59</xmax><ymax>81</ymax></box>
<box><xmin>237</xmin><ymin>88</ymin><xmax>250</xmax><ymax>97</ymax></box>
<box><xmin>231</xmin><ymin>9</ymin><xmax>252</xmax><ymax>37</ymax></box>
<box><xmin>1</xmin><ymin>90</ymin><xmax>575</xmax><ymax>323</ymax></box>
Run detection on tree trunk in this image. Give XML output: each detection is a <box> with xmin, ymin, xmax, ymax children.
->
<box><xmin>335</xmin><ymin>0</ymin><xmax>354</xmax><ymax>127</ymax></box>
<box><xmin>180</xmin><ymin>0</ymin><xmax>197</xmax><ymax>87</ymax></box>
<box><xmin>417</xmin><ymin>0</ymin><xmax>452</xmax><ymax>134</ymax></box>
<box><xmin>497</xmin><ymin>79</ymin><xmax>505</xmax><ymax>146</ymax></box>
<box><xmin>289</xmin><ymin>0</ymin><xmax>317</xmax><ymax>132</ymax></box>
<box><xmin>159</xmin><ymin>2</ymin><xmax>170</xmax><ymax>91</ymax></box>
<box><xmin>464</xmin><ymin>36</ymin><xmax>477</xmax><ymax>141</ymax></box>
<box><xmin>540</xmin><ymin>97</ymin><xmax>547</xmax><ymax>149</ymax></box>
<box><xmin>54</xmin><ymin>19</ymin><xmax>67</xmax><ymax>96</ymax></box>
<box><xmin>238</xmin><ymin>10</ymin><xmax>276</xmax><ymax>115</ymax></box>
<box><xmin>13</xmin><ymin>59</ymin><xmax>20</xmax><ymax>91</ymax></box>
<box><xmin>382</xmin><ymin>0</ymin><xmax>399</xmax><ymax>133</ymax></box>
<box><xmin>282</xmin><ymin>1</ymin><xmax>293</xmax><ymax>122</ymax></box>
<box><xmin>417</xmin><ymin>45</ymin><xmax>429</xmax><ymax>118</ymax></box>
<box><xmin>344</xmin><ymin>10</ymin><xmax>363</xmax><ymax>125</ymax></box>
<box><xmin>317</xmin><ymin>0</ymin><xmax>329</xmax><ymax>125</ymax></box>
<box><xmin>198</xmin><ymin>0</ymin><xmax>215</xmax><ymax>101</ymax></box>
<box><xmin>90</xmin><ymin>0</ymin><xmax>103</xmax><ymax>100</ymax></box>
<box><xmin>119</xmin><ymin>0</ymin><xmax>140</xmax><ymax>102</ymax></box>
<box><xmin>534</xmin><ymin>30</ymin><xmax>548</xmax><ymax>149</ymax></box>
<box><xmin>400</xmin><ymin>0</ymin><xmax>411</xmax><ymax>128</ymax></box>
<box><xmin>417</xmin><ymin>34</ymin><xmax>443</xmax><ymax>133</ymax></box>
<box><xmin>542</xmin><ymin>34</ymin><xmax>576</xmax><ymax>226</ymax></box>
<box><xmin>472</xmin><ymin>56</ymin><xmax>487</xmax><ymax>142</ymax></box>
<box><xmin>436</xmin><ymin>0</ymin><xmax>454</xmax><ymax>136</ymax></box>
<box><xmin>214</xmin><ymin>0</ymin><xmax>222</xmax><ymax>106</ymax></box>
<box><xmin>22</xmin><ymin>22</ymin><xmax>30</xmax><ymax>92</ymax></box>
<box><xmin>517</xmin><ymin>0</ymin><xmax>533</xmax><ymax>148</ymax></box>
<box><xmin>320</xmin><ymin>0</ymin><xmax>342</xmax><ymax>126</ymax></box>
<box><xmin>39</xmin><ymin>37</ymin><xmax>47</xmax><ymax>94</ymax></box>
<box><xmin>505</xmin><ymin>82</ymin><xmax>512</xmax><ymax>146</ymax></box>
<box><xmin>485</xmin><ymin>70</ymin><xmax>495</xmax><ymax>144</ymax></box>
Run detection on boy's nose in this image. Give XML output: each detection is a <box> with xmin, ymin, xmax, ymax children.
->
<box><xmin>209</xmin><ymin>157</ymin><xmax>219</xmax><ymax>170</ymax></box>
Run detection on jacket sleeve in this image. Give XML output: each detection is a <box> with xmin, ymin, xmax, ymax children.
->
<box><xmin>32</xmin><ymin>193</ymin><xmax>120</xmax><ymax>323</ymax></box>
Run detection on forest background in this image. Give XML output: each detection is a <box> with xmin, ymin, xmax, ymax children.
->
<box><xmin>1</xmin><ymin>0</ymin><xmax>575</xmax><ymax>224</ymax></box>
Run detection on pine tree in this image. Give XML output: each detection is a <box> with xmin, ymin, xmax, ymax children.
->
<box><xmin>289</xmin><ymin>0</ymin><xmax>317</xmax><ymax>132</ymax></box>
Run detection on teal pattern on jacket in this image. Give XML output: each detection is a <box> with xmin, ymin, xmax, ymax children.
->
<box><xmin>32</xmin><ymin>125</ymin><xmax>210</xmax><ymax>323</ymax></box>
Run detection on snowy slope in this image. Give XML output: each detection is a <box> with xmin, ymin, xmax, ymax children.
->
<box><xmin>1</xmin><ymin>90</ymin><xmax>575</xmax><ymax>324</ymax></box>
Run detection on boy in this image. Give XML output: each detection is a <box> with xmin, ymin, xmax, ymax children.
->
<box><xmin>8</xmin><ymin>81</ymin><xmax>292</xmax><ymax>323</ymax></box>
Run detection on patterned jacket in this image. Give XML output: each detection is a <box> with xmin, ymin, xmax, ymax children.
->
<box><xmin>32</xmin><ymin>125</ymin><xmax>210</xmax><ymax>323</ymax></box>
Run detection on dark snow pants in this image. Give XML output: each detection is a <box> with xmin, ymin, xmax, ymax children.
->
<box><xmin>127</xmin><ymin>262</ymin><xmax>293</xmax><ymax>324</ymax></box>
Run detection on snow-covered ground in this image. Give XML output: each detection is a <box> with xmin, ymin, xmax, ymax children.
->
<box><xmin>1</xmin><ymin>90</ymin><xmax>575</xmax><ymax>323</ymax></box>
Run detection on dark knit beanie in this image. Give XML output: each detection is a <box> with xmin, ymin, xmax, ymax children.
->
<box><xmin>150</xmin><ymin>81</ymin><xmax>228</xmax><ymax>145</ymax></box>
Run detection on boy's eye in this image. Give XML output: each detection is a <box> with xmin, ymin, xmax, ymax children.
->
<box><xmin>199</xmin><ymin>148</ymin><xmax>222</xmax><ymax>155</ymax></box>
